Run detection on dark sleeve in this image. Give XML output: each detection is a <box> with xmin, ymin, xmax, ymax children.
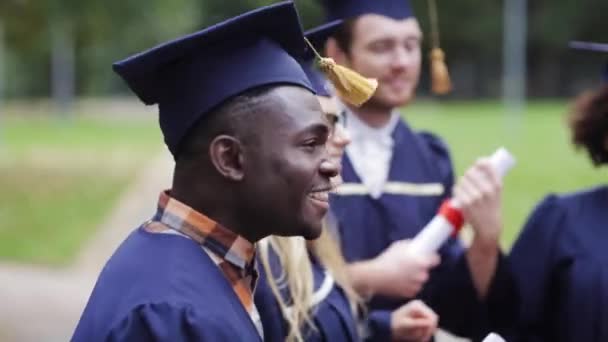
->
<box><xmin>418</xmin><ymin>238</ymin><xmax>487</xmax><ymax>340</ymax></box>
<box><xmin>506</xmin><ymin>195</ymin><xmax>565</xmax><ymax>342</ymax></box>
<box><xmin>107</xmin><ymin>303</ymin><xmax>231</xmax><ymax>342</ymax></box>
<box><xmin>418</xmin><ymin>217</ymin><xmax>521</xmax><ymax>340</ymax></box>
<box><xmin>480</xmin><ymin>251</ymin><xmax>519</xmax><ymax>339</ymax></box>
<box><xmin>365</xmin><ymin>310</ymin><xmax>392</xmax><ymax>341</ymax></box>
<box><xmin>419</xmin><ymin>131</ymin><xmax>455</xmax><ymax>199</ymax></box>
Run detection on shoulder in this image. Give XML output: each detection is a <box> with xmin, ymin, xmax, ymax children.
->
<box><xmin>392</xmin><ymin>120</ymin><xmax>453</xmax><ymax>167</ymax></box>
<box><xmin>523</xmin><ymin>194</ymin><xmax>566</xmax><ymax>229</ymax></box>
<box><xmin>106</xmin><ymin>302</ymin><xmax>235</xmax><ymax>341</ymax></box>
<box><xmin>99</xmin><ymin>231</ymin><xmax>223</xmax><ymax>297</ymax></box>
<box><xmin>513</xmin><ymin>193</ymin><xmax>572</xmax><ymax>253</ymax></box>
<box><xmin>556</xmin><ymin>185</ymin><xmax>608</xmax><ymax>210</ymax></box>
<box><xmin>530</xmin><ymin>186</ymin><xmax>606</xmax><ymax>223</ymax></box>
<box><xmin>417</xmin><ymin>130</ymin><xmax>451</xmax><ymax>159</ymax></box>
<box><xmin>81</xmin><ymin>230</ymin><xmax>236</xmax><ymax>326</ymax></box>
<box><xmin>415</xmin><ymin>130</ymin><xmax>454</xmax><ymax>183</ymax></box>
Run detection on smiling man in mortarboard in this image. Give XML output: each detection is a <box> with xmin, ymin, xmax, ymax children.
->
<box><xmin>71</xmin><ymin>2</ymin><xmax>340</xmax><ymax>341</ymax></box>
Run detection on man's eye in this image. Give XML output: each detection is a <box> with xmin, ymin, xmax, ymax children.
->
<box><xmin>302</xmin><ymin>139</ymin><xmax>318</xmax><ymax>148</ymax></box>
<box><xmin>301</xmin><ymin>137</ymin><xmax>326</xmax><ymax>152</ymax></box>
<box><xmin>370</xmin><ymin>41</ymin><xmax>392</xmax><ymax>53</ymax></box>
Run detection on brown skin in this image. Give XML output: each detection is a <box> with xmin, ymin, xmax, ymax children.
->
<box><xmin>172</xmin><ymin>86</ymin><xmax>339</xmax><ymax>243</ymax></box>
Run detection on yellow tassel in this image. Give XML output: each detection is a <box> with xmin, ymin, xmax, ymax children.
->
<box><xmin>317</xmin><ymin>57</ymin><xmax>378</xmax><ymax>107</ymax></box>
<box><xmin>429</xmin><ymin>47</ymin><xmax>452</xmax><ymax>95</ymax></box>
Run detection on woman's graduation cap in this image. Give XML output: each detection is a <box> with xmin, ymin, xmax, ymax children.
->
<box><xmin>112</xmin><ymin>1</ymin><xmax>313</xmax><ymax>157</ymax></box>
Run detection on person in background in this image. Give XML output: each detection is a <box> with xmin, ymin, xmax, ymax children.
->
<box><xmin>317</xmin><ymin>0</ymin><xmax>517</xmax><ymax>340</ymax></box>
<box><xmin>507</xmin><ymin>41</ymin><xmax>608</xmax><ymax>342</ymax></box>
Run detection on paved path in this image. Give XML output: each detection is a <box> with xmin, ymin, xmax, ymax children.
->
<box><xmin>0</xmin><ymin>151</ymin><xmax>173</xmax><ymax>341</ymax></box>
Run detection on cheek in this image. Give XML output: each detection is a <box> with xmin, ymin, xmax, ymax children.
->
<box><xmin>351</xmin><ymin>50</ymin><xmax>391</xmax><ymax>77</ymax></box>
<box><xmin>408</xmin><ymin>52</ymin><xmax>422</xmax><ymax>73</ymax></box>
<box><xmin>269</xmin><ymin>153</ymin><xmax>314</xmax><ymax>193</ymax></box>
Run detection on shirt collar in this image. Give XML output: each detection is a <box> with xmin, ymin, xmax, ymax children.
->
<box><xmin>154</xmin><ymin>190</ymin><xmax>256</xmax><ymax>270</ymax></box>
<box><xmin>341</xmin><ymin>105</ymin><xmax>400</xmax><ymax>143</ymax></box>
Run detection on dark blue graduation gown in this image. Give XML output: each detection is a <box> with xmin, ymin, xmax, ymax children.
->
<box><xmin>330</xmin><ymin>120</ymin><xmax>516</xmax><ymax>340</ymax></box>
<box><xmin>255</xmin><ymin>248</ymin><xmax>359</xmax><ymax>342</ymax></box>
<box><xmin>72</xmin><ymin>228</ymin><xmax>262</xmax><ymax>342</ymax></box>
<box><xmin>507</xmin><ymin>186</ymin><xmax>608</xmax><ymax>342</ymax></box>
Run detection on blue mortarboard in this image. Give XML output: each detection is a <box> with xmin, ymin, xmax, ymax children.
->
<box><xmin>569</xmin><ymin>41</ymin><xmax>608</xmax><ymax>82</ymax></box>
<box><xmin>320</xmin><ymin>0</ymin><xmax>415</xmax><ymax>22</ymax></box>
<box><xmin>113</xmin><ymin>1</ymin><xmax>313</xmax><ymax>157</ymax></box>
<box><xmin>300</xmin><ymin>20</ymin><xmax>342</xmax><ymax>97</ymax></box>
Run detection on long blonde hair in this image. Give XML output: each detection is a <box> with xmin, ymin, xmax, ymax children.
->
<box><xmin>258</xmin><ymin>225</ymin><xmax>361</xmax><ymax>342</ymax></box>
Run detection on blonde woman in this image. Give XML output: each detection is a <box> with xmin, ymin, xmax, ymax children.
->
<box><xmin>253</xmin><ymin>23</ymin><xmax>439</xmax><ymax>342</ymax></box>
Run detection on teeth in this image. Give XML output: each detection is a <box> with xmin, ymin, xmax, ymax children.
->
<box><xmin>309</xmin><ymin>190</ymin><xmax>329</xmax><ymax>202</ymax></box>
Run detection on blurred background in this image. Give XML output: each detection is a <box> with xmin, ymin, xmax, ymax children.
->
<box><xmin>0</xmin><ymin>0</ymin><xmax>607</xmax><ymax>341</ymax></box>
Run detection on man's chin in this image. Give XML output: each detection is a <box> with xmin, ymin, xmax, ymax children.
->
<box><xmin>375</xmin><ymin>90</ymin><xmax>415</xmax><ymax>108</ymax></box>
<box><xmin>300</xmin><ymin>224</ymin><xmax>323</xmax><ymax>241</ymax></box>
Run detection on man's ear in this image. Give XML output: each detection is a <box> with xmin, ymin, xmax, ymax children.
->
<box><xmin>209</xmin><ymin>135</ymin><xmax>244</xmax><ymax>181</ymax></box>
<box><xmin>325</xmin><ymin>37</ymin><xmax>349</xmax><ymax>66</ymax></box>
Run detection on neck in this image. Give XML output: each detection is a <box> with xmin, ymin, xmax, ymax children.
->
<box><xmin>171</xmin><ymin>178</ymin><xmax>260</xmax><ymax>244</ymax></box>
<box><xmin>347</xmin><ymin>102</ymin><xmax>394</xmax><ymax>128</ymax></box>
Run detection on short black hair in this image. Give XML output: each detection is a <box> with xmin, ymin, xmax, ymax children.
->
<box><xmin>569</xmin><ymin>85</ymin><xmax>608</xmax><ymax>166</ymax></box>
<box><xmin>176</xmin><ymin>85</ymin><xmax>280</xmax><ymax>162</ymax></box>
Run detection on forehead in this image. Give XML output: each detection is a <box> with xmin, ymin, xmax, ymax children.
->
<box><xmin>353</xmin><ymin>15</ymin><xmax>422</xmax><ymax>43</ymax></box>
<box><xmin>266</xmin><ymin>86</ymin><xmax>329</xmax><ymax>131</ymax></box>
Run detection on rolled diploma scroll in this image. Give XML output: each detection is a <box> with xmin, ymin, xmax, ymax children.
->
<box><xmin>408</xmin><ymin>148</ymin><xmax>516</xmax><ymax>255</ymax></box>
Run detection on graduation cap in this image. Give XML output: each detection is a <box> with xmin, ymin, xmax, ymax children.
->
<box><xmin>112</xmin><ymin>1</ymin><xmax>313</xmax><ymax>157</ymax></box>
<box><xmin>320</xmin><ymin>0</ymin><xmax>414</xmax><ymax>21</ymax></box>
<box><xmin>569</xmin><ymin>41</ymin><xmax>608</xmax><ymax>82</ymax></box>
<box><xmin>318</xmin><ymin>0</ymin><xmax>452</xmax><ymax>95</ymax></box>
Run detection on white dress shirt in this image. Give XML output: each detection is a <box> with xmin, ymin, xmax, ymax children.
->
<box><xmin>344</xmin><ymin>109</ymin><xmax>400</xmax><ymax>199</ymax></box>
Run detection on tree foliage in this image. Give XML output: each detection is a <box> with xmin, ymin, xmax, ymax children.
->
<box><xmin>1</xmin><ymin>0</ymin><xmax>608</xmax><ymax>98</ymax></box>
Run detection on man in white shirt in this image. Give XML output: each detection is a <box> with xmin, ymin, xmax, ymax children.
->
<box><xmin>321</xmin><ymin>0</ymin><xmax>517</xmax><ymax>340</ymax></box>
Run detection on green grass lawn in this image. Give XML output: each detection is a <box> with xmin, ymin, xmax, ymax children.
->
<box><xmin>0</xmin><ymin>100</ymin><xmax>604</xmax><ymax>265</ymax></box>
<box><xmin>405</xmin><ymin>100</ymin><xmax>606</xmax><ymax>249</ymax></box>
<box><xmin>0</xmin><ymin>115</ymin><xmax>162</xmax><ymax>265</ymax></box>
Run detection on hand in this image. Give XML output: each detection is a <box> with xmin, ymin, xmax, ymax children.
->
<box><xmin>453</xmin><ymin>158</ymin><xmax>503</xmax><ymax>249</ymax></box>
<box><xmin>391</xmin><ymin>300</ymin><xmax>438</xmax><ymax>342</ymax></box>
<box><xmin>369</xmin><ymin>240</ymin><xmax>440</xmax><ymax>298</ymax></box>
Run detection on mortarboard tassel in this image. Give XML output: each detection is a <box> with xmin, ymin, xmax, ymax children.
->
<box><xmin>430</xmin><ymin>47</ymin><xmax>451</xmax><ymax>95</ymax></box>
<box><xmin>317</xmin><ymin>57</ymin><xmax>378</xmax><ymax>106</ymax></box>
<box><xmin>305</xmin><ymin>38</ymin><xmax>378</xmax><ymax>107</ymax></box>
<box><xmin>428</xmin><ymin>0</ymin><xmax>452</xmax><ymax>95</ymax></box>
